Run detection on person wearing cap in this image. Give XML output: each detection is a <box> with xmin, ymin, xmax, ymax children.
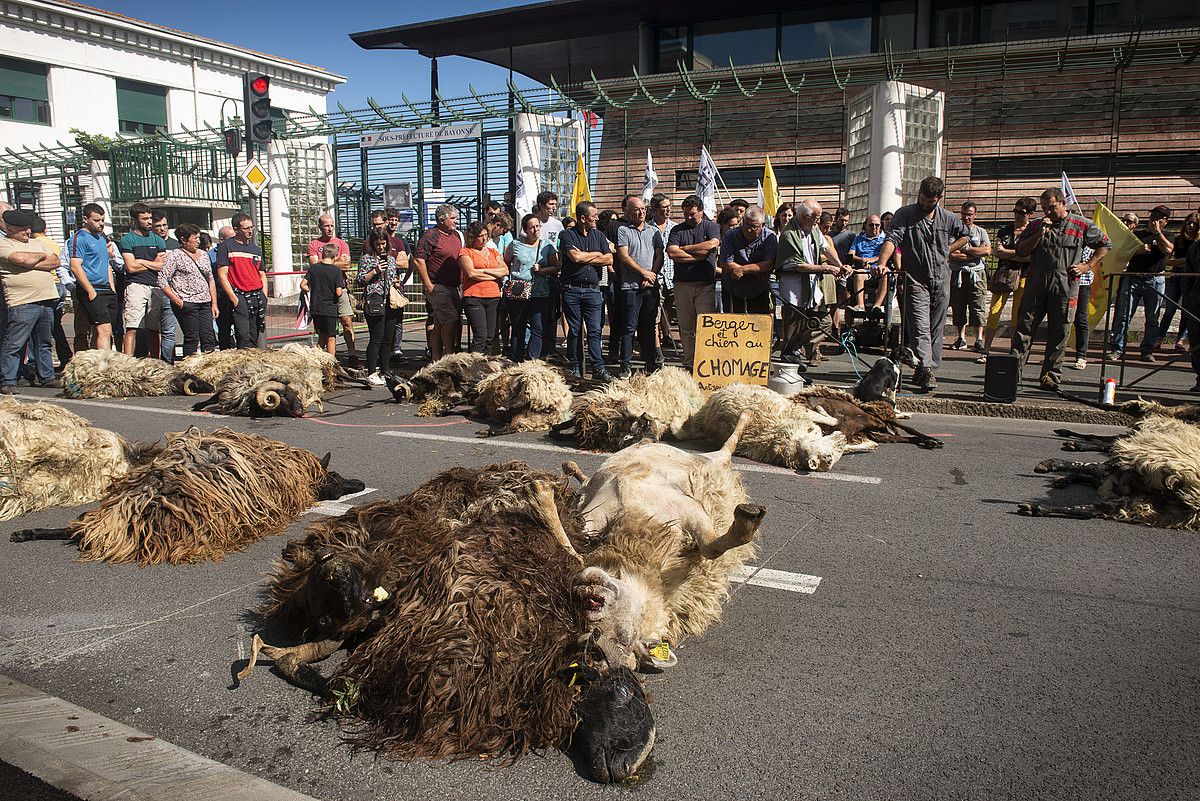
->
<box><xmin>1109</xmin><ymin>205</ymin><xmax>1173</xmax><ymax>362</ymax></box>
<box><xmin>0</xmin><ymin>209</ymin><xmax>61</xmax><ymax>392</ymax></box>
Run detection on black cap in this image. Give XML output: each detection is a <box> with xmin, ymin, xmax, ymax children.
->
<box><xmin>2</xmin><ymin>209</ymin><xmax>35</xmax><ymax>228</ymax></box>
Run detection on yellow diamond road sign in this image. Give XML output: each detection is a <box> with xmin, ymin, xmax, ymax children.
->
<box><xmin>240</xmin><ymin>159</ymin><xmax>269</xmax><ymax>196</ymax></box>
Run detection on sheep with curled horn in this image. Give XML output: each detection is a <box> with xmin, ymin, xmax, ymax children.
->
<box><xmin>10</xmin><ymin>427</ymin><xmax>365</xmax><ymax>565</ymax></box>
<box><xmin>1020</xmin><ymin>415</ymin><xmax>1200</xmax><ymax>529</ymax></box>
<box><xmin>793</xmin><ymin>385</ymin><xmax>943</xmax><ymax>450</ymax></box>
<box><xmin>0</xmin><ymin>397</ymin><xmax>160</xmax><ymax>521</ymax></box>
<box><xmin>470</xmin><ymin>360</ymin><xmax>573</xmax><ymax>437</ymax></box>
<box><xmin>60</xmin><ymin>349</ymin><xmax>213</xmax><ymax>399</ymax></box>
<box><xmin>239</xmin><ymin>462</ymin><xmax>655</xmax><ymax>784</ymax></box>
<box><xmin>550</xmin><ymin>366</ymin><xmax>704</xmax><ymax>451</ymax></box>
<box><xmin>383</xmin><ymin>352</ymin><xmax>512</xmax><ymax>416</ymax></box>
<box><xmin>178</xmin><ymin>343</ymin><xmax>369</xmax><ymax>391</ymax></box>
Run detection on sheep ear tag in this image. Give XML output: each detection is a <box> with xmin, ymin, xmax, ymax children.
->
<box><xmin>649</xmin><ymin>642</ymin><xmax>671</xmax><ymax>663</ymax></box>
<box><xmin>372</xmin><ymin>586</ymin><xmax>389</xmax><ymax>602</ymax></box>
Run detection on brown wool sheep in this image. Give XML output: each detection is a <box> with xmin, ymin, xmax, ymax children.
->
<box><xmin>552</xmin><ymin>367</ymin><xmax>705</xmax><ymax>451</ymax></box>
<box><xmin>240</xmin><ymin>462</ymin><xmax>654</xmax><ymax>783</ymax></box>
<box><xmin>10</xmin><ymin>427</ymin><xmax>364</xmax><ymax>565</ymax></box>
<box><xmin>794</xmin><ymin>385</ymin><xmax>943</xmax><ymax>450</ymax></box>
<box><xmin>60</xmin><ymin>349</ymin><xmax>212</xmax><ymax>399</ymax></box>
<box><xmin>384</xmin><ymin>353</ymin><xmax>512</xmax><ymax>416</ymax></box>
<box><xmin>0</xmin><ymin>397</ymin><xmax>156</xmax><ymax>521</ymax></box>
<box><xmin>472</xmin><ymin>360</ymin><xmax>573</xmax><ymax>436</ymax></box>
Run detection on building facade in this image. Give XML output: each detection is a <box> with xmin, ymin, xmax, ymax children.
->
<box><xmin>0</xmin><ymin>0</ymin><xmax>344</xmax><ymax>239</ymax></box>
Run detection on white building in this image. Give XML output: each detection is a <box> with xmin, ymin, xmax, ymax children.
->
<box><xmin>0</xmin><ymin>0</ymin><xmax>344</xmax><ymax>248</ymax></box>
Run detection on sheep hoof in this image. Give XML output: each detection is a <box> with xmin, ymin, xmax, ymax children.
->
<box><xmin>917</xmin><ymin>437</ymin><xmax>943</xmax><ymax>450</ymax></box>
<box><xmin>9</xmin><ymin>529</ymin><xmax>34</xmax><ymax>543</ymax></box>
<box><xmin>1016</xmin><ymin>503</ymin><xmax>1040</xmax><ymax>516</ymax></box>
<box><xmin>734</xmin><ymin>503</ymin><xmax>767</xmax><ymax>526</ymax></box>
<box><xmin>1050</xmin><ymin>475</ymin><xmax>1075</xmax><ymax>489</ymax></box>
<box><xmin>1034</xmin><ymin>459</ymin><xmax>1060</xmax><ymax>474</ymax></box>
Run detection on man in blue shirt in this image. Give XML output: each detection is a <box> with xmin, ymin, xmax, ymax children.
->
<box><xmin>848</xmin><ymin>214</ymin><xmax>887</xmax><ymax>311</ymax></box>
<box><xmin>718</xmin><ymin>206</ymin><xmax>776</xmax><ymax>314</ymax></box>
<box><xmin>67</xmin><ymin>203</ymin><xmax>117</xmax><ymax>351</ymax></box>
<box><xmin>558</xmin><ymin>201</ymin><xmax>614</xmax><ymax>381</ymax></box>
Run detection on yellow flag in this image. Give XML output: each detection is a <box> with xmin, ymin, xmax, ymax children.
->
<box><xmin>762</xmin><ymin>157</ymin><xmax>782</xmax><ymax>217</ymax></box>
<box><xmin>1088</xmin><ymin>203</ymin><xmax>1145</xmax><ymax>329</ymax></box>
<box><xmin>569</xmin><ymin>154</ymin><xmax>591</xmax><ymax>216</ymax></box>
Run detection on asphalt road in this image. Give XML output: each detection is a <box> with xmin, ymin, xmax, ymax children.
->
<box><xmin>1</xmin><ymin>385</ymin><xmax>1197</xmax><ymax>801</ymax></box>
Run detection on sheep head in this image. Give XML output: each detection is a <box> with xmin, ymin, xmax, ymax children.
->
<box><xmin>252</xmin><ymin>381</ymin><xmax>305</xmax><ymax>418</ymax></box>
<box><xmin>573</xmin><ymin>566</ymin><xmax>674</xmax><ymax>673</ymax></box>
<box><xmin>314</xmin><ymin>452</ymin><xmax>366</xmax><ymax>501</ymax></box>
<box><xmin>383</xmin><ymin>373</ymin><xmax>414</xmax><ymax>402</ymax></box>
<box><xmin>796</xmin><ymin>431</ymin><xmax>848</xmax><ymax>472</ymax></box>
<box><xmin>563</xmin><ymin>664</ymin><xmax>656</xmax><ymax>784</ymax></box>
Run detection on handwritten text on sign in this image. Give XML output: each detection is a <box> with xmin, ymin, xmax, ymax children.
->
<box><xmin>692</xmin><ymin>313</ymin><xmax>773</xmax><ymax>392</ymax></box>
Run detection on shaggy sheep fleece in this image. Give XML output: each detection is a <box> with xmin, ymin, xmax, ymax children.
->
<box><xmin>1103</xmin><ymin>416</ymin><xmax>1200</xmax><ymax>529</ymax></box>
<box><xmin>473</xmin><ymin>360</ymin><xmax>572</xmax><ymax>432</ymax></box>
<box><xmin>70</xmin><ymin>427</ymin><xmax>327</xmax><ymax>565</ymax></box>
<box><xmin>261</xmin><ymin>462</ymin><xmax>588</xmax><ymax>762</ymax></box>
<box><xmin>0</xmin><ymin>397</ymin><xmax>134</xmax><ymax>521</ymax></box>
<box><xmin>61</xmin><ymin>350</ymin><xmax>201</xmax><ymax>398</ymax></box>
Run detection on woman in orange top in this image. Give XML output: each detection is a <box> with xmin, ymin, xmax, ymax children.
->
<box><xmin>458</xmin><ymin>221</ymin><xmax>508</xmax><ymax>353</ymax></box>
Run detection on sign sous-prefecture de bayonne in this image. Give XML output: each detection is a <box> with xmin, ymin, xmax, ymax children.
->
<box><xmin>360</xmin><ymin>124</ymin><xmax>483</xmax><ymax>148</ymax></box>
<box><xmin>692</xmin><ymin>313</ymin><xmax>773</xmax><ymax>393</ymax></box>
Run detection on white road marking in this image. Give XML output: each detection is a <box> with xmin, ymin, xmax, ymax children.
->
<box><xmin>730</xmin><ymin>565</ymin><xmax>822</xmax><ymax>594</ymax></box>
<box><xmin>306</xmin><ymin>486</ymin><xmax>378</xmax><ymax>517</ymax></box>
<box><xmin>377</xmin><ymin>430</ymin><xmax>882</xmax><ymax>484</ymax></box>
<box><xmin>44</xmin><ymin>396</ymin><xmax>220</xmax><ymax>418</ymax></box>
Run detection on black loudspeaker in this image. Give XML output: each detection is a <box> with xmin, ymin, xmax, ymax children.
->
<box><xmin>983</xmin><ymin>353</ymin><xmax>1021</xmax><ymax>403</ymax></box>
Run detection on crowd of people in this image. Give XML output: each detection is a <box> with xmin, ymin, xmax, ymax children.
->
<box><xmin>2</xmin><ymin>174</ymin><xmax>1199</xmax><ymax>395</ymax></box>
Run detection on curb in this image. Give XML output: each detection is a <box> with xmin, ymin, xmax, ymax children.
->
<box><xmin>0</xmin><ymin>675</ymin><xmax>314</xmax><ymax>801</ymax></box>
<box><xmin>897</xmin><ymin>396</ymin><xmax>1133</xmax><ymax>426</ymax></box>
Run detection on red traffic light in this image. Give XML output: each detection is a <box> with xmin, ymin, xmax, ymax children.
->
<box><xmin>251</xmin><ymin>76</ymin><xmax>269</xmax><ymax>95</ymax></box>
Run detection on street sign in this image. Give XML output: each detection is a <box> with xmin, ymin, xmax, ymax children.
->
<box><xmin>360</xmin><ymin>124</ymin><xmax>482</xmax><ymax>149</ymax></box>
<box><xmin>239</xmin><ymin>158</ymin><xmax>269</xmax><ymax>196</ymax></box>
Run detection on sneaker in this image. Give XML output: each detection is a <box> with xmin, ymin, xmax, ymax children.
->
<box><xmin>367</xmin><ymin>372</ymin><xmax>386</xmax><ymax>386</ymax></box>
<box><xmin>1108</xmin><ymin>350</ymin><xmax>1123</xmax><ymax>361</ymax></box>
<box><xmin>913</xmin><ymin>367</ymin><xmax>937</xmax><ymax>392</ymax></box>
<box><xmin>951</xmin><ymin>337</ymin><xmax>967</xmax><ymax>350</ymax></box>
<box><xmin>1141</xmin><ymin>353</ymin><xmax>1156</xmax><ymax>363</ymax></box>
<box><xmin>1175</xmin><ymin>340</ymin><xmax>1190</xmax><ymax>352</ymax></box>
<box><xmin>0</xmin><ymin>385</ymin><xmax>15</xmax><ymax>395</ymax></box>
<box><xmin>1068</xmin><ymin>358</ymin><xmax>1087</xmax><ymax>370</ymax></box>
<box><xmin>617</xmin><ymin>367</ymin><xmax>632</xmax><ymax>380</ymax></box>
<box><xmin>593</xmin><ymin>370</ymin><xmax>614</xmax><ymax>383</ymax></box>
<box><xmin>655</xmin><ymin>347</ymin><xmax>665</xmax><ymax>364</ymax></box>
<box><xmin>1040</xmin><ymin>373</ymin><xmax>1060</xmax><ymax>391</ymax></box>
<box><xmin>974</xmin><ymin>353</ymin><xmax>988</xmax><ymax>364</ymax></box>
<box><xmin>972</xmin><ymin>339</ymin><xmax>985</xmax><ymax>352</ymax></box>
<box><xmin>348</xmin><ymin>353</ymin><xmax>362</xmax><ymax>369</ymax></box>
<box><xmin>34</xmin><ymin>377</ymin><xmax>61</xmax><ymax>389</ymax></box>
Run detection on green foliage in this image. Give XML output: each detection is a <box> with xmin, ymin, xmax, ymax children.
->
<box><xmin>329</xmin><ymin>678</ymin><xmax>360</xmax><ymax>715</ymax></box>
<box><xmin>69</xmin><ymin>129</ymin><xmax>122</xmax><ymax>161</ymax></box>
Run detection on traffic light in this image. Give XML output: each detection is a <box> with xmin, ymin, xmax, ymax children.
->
<box><xmin>242</xmin><ymin>72</ymin><xmax>272</xmax><ymax>147</ymax></box>
<box><xmin>222</xmin><ymin>127</ymin><xmax>242</xmax><ymax>157</ymax></box>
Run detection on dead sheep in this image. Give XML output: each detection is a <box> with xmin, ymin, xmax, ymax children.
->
<box><xmin>384</xmin><ymin>353</ymin><xmax>512</xmax><ymax>416</ymax></box>
<box><xmin>239</xmin><ymin>462</ymin><xmax>654</xmax><ymax>783</ymax></box>
<box><xmin>60</xmin><ymin>349</ymin><xmax>212</xmax><ymax>399</ymax></box>
<box><xmin>675</xmin><ymin>382</ymin><xmax>863</xmax><ymax>471</ymax></box>
<box><xmin>10</xmin><ymin>427</ymin><xmax>364</xmax><ymax>565</ymax></box>
<box><xmin>472</xmin><ymin>360</ymin><xmax>573</xmax><ymax>436</ymax></box>
<box><xmin>188</xmin><ymin>344</ymin><xmax>369</xmax><ymax>417</ymax></box>
<box><xmin>551</xmin><ymin>367</ymin><xmax>704</xmax><ymax>451</ymax></box>
<box><xmin>567</xmin><ymin>411</ymin><xmax>766</xmax><ymax>670</ymax></box>
<box><xmin>0</xmin><ymin>397</ymin><xmax>157</xmax><ymax>521</ymax></box>
<box><xmin>794</xmin><ymin>385</ymin><xmax>943</xmax><ymax>450</ymax></box>
<box><xmin>1020</xmin><ymin>415</ymin><xmax>1200</xmax><ymax>529</ymax></box>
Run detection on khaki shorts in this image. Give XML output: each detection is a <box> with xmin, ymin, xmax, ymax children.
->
<box><xmin>123</xmin><ymin>282</ymin><xmax>163</xmax><ymax>331</ymax></box>
<box><xmin>426</xmin><ymin>283</ymin><xmax>462</xmax><ymax>326</ymax></box>
<box><xmin>337</xmin><ymin>290</ymin><xmax>354</xmax><ymax>318</ymax></box>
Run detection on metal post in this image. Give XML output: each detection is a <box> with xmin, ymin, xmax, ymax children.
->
<box><xmin>430</xmin><ymin>57</ymin><xmax>442</xmax><ymax>189</ymax></box>
<box><xmin>417</xmin><ymin>144</ymin><xmax>425</xmax><ymax>227</ymax></box>
<box><xmin>359</xmin><ymin>145</ymin><xmax>369</xmax><ymax>234</ymax></box>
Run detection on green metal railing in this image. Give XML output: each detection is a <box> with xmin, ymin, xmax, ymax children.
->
<box><xmin>109</xmin><ymin>140</ymin><xmax>239</xmax><ymax>204</ymax></box>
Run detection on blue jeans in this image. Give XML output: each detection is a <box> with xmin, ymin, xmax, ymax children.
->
<box><xmin>1110</xmin><ymin>275</ymin><xmax>1164</xmax><ymax>356</ymax></box>
<box><xmin>1159</xmin><ymin>274</ymin><xmax>1195</xmax><ymax>345</ymax></box>
<box><xmin>562</xmin><ymin>284</ymin><xmax>604</xmax><ymax>375</ymax></box>
<box><xmin>160</xmin><ymin>298</ymin><xmax>177</xmax><ymax>363</ymax></box>
<box><xmin>511</xmin><ymin>296</ymin><xmax>548</xmax><ymax>361</ymax></box>
<box><xmin>2</xmin><ymin>300</ymin><xmax>54</xmax><ymax>386</ymax></box>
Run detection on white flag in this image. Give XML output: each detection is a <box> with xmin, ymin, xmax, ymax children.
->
<box><xmin>641</xmin><ymin>149</ymin><xmax>659</xmax><ymax>203</ymax></box>
<box><xmin>756</xmin><ymin>180</ymin><xmax>764</xmax><ymax>210</ymax></box>
<box><xmin>514</xmin><ymin>157</ymin><xmax>533</xmax><ymax>218</ymax></box>
<box><xmin>1061</xmin><ymin>171</ymin><xmax>1078</xmax><ymax>209</ymax></box>
<box><xmin>696</xmin><ymin>146</ymin><xmax>718</xmax><ymax>219</ymax></box>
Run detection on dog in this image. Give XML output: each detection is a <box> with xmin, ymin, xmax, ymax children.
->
<box><xmin>853</xmin><ymin>354</ymin><xmax>901</xmax><ymax>406</ymax></box>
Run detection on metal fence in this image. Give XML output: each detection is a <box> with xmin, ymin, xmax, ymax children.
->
<box><xmin>110</xmin><ymin>140</ymin><xmax>240</xmax><ymax>205</ymax></box>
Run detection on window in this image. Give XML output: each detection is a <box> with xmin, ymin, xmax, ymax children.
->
<box><xmin>878</xmin><ymin>0</ymin><xmax>917</xmax><ymax>50</ymax></box>
<box><xmin>970</xmin><ymin>151</ymin><xmax>1200</xmax><ymax>181</ymax></box>
<box><xmin>1092</xmin><ymin>0</ymin><xmax>1200</xmax><ymax>33</ymax></box>
<box><xmin>781</xmin><ymin>10</ymin><xmax>873</xmax><ymax>62</ymax></box>
<box><xmin>692</xmin><ymin>15</ymin><xmax>777</xmax><ymax>69</ymax></box>
<box><xmin>115</xmin><ymin>79</ymin><xmax>167</xmax><ymax>135</ymax></box>
<box><xmin>674</xmin><ymin>164</ymin><xmax>846</xmax><ymax>189</ymax></box>
<box><xmin>932</xmin><ymin>0</ymin><xmax>977</xmax><ymax>45</ymax></box>
<box><xmin>980</xmin><ymin>0</ymin><xmax>1074</xmax><ymax>42</ymax></box>
<box><xmin>0</xmin><ymin>56</ymin><xmax>50</xmax><ymax>125</ymax></box>
<box><xmin>656</xmin><ymin>25</ymin><xmax>689</xmax><ymax>71</ymax></box>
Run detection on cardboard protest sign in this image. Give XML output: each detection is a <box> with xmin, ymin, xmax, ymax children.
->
<box><xmin>692</xmin><ymin>313</ymin><xmax>773</xmax><ymax>393</ymax></box>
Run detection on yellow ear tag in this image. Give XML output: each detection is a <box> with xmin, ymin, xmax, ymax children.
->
<box><xmin>372</xmin><ymin>586</ymin><xmax>390</xmax><ymax>602</ymax></box>
<box><xmin>566</xmin><ymin>662</ymin><xmax>581</xmax><ymax>687</ymax></box>
<box><xmin>649</xmin><ymin>642</ymin><xmax>671</xmax><ymax>662</ymax></box>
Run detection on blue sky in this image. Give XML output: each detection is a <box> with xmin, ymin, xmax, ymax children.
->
<box><xmin>97</xmin><ymin>0</ymin><xmax>541</xmax><ymax>112</ymax></box>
